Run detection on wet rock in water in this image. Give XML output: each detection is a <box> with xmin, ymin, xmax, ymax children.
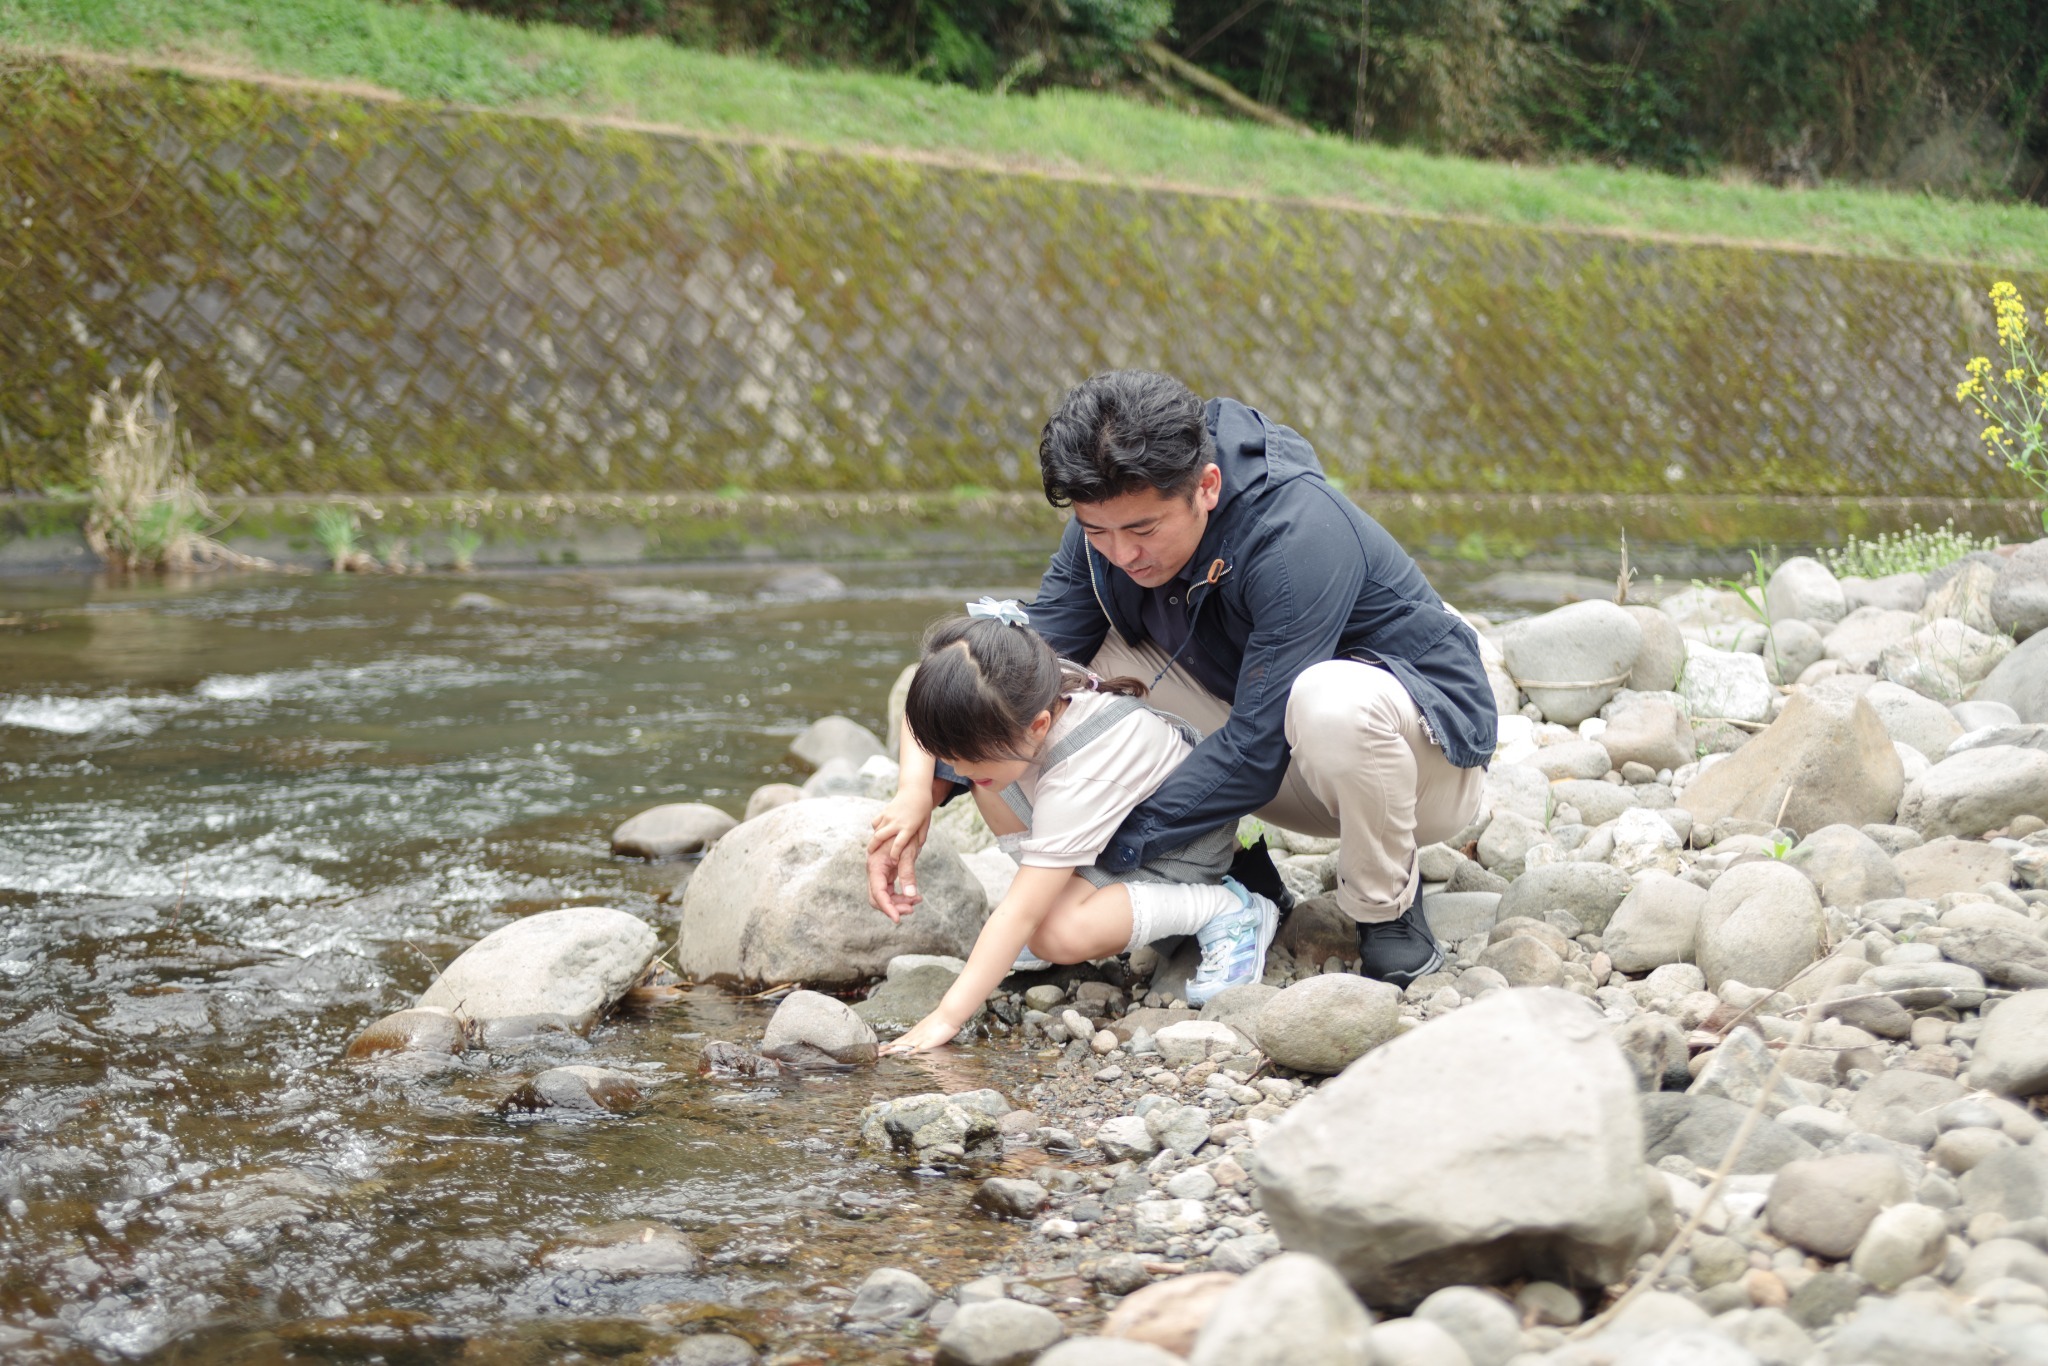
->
<box><xmin>1892</xmin><ymin>836</ymin><xmax>2013</xmax><ymax>899</ymax></box>
<box><xmin>1502</xmin><ymin>600</ymin><xmax>1643</xmax><ymax>726</ymax></box>
<box><xmin>345</xmin><ymin>1005</ymin><xmax>467</xmax><ymax>1058</ymax></box>
<box><xmin>660</xmin><ymin>1335</ymin><xmax>758</xmax><ymax>1365</ymax></box>
<box><xmin>1034</xmin><ymin>1340</ymin><xmax>1185</xmax><ymax>1366</ymax></box>
<box><xmin>1899</xmin><ymin>745</ymin><xmax>2048</xmax><ymax>839</ymax></box>
<box><xmin>451</xmin><ymin>591</ymin><xmax>507</xmax><ymax>612</ymax></box>
<box><xmin>677</xmin><ymin>797</ymin><xmax>985</xmax><ymax>987</ymax></box>
<box><xmin>1602</xmin><ymin>874</ymin><xmax>1707</xmax><ymax>973</ymax></box>
<box><xmin>854</xmin><ymin>954</ymin><xmax>967</xmax><ymax>1031</ymax></box>
<box><xmin>610</xmin><ymin>802</ymin><xmax>737</xmax><ymax>860</ymax></box>
<box><xmin>1764</xmin><ymin>1154</ymin><xmax>1910</xmax><ymax>1258</ymax></box>
<box><xmin>859</xmin><ymin>1089</ymin><xmax>1007</xmax><ymax>1167</ymax></box>
<box><xmin>1640</xmin><ymin>1094</ymin><xmax>1818</xmax><ymax>1174</ymax></box>
<box><xmin>848</xmin><ymin>1267</ymin><xmax>936</xmax><ymax>1325</ymax></box>
<box><xmin>540</xmin><ymin>1220</ymin><xmax>701</xmax><ymax>1276</ymax></box>
<box><xmin>1187</xmin><ymin>1253</ymin><xmax>1373</xmax><ymax>1366</ymax></box>
<box><xmin>789</xmin><ymin>715</ymin><xmax>887</xmax><ymax>770</ymax></box>
<box><xmin>974</xmin><ymin>1178</ymin><xmax>1049</xmax><ymax>1219</ymax></box>
<box><xmin>759</xmin><ymin>989</ymin><xmax>879</xmax><ymax>1067</ymax></box>
<box><xmin>416</xmin><ymin>907</ymin><xmax>658</xmax><ymax>1030</ymax></box>
<box><xmin>1102</xmin><ymin>1273</ymin><xmax>1240</xmax><ymax>1357</ymax></box>
<box><xmin>743</xmin><ymin>783</ymin><xmax>805</xmax><ymax>822</ymax></box>
<box><xmin>1255</xmin><ymin>975</ymin><xmax>1399</xmax><ymax>1075</ymax></box>
<box><xmin>502</xmin><ymin>1066</ymin><xmax>643</xmax><ymax>1116</ymax></box>
<box><xmin>1497</xmin><ymin>861</ymin><xmax>1632</xmax><ymax>935</ymax></box>
<box><xmin>759</xmin><ymin>566</ymin><xmax>844</xmax><ymax>599</ymax></box>
<box><xmin>696</xmin><ymin>1040</ymin><xmax>784</xmax><ymax>1080</ymax></box>
<box><xmin>1679</xmin><ymin>692</ymin><xmax>1903</xmax><ymax>836</ymax></box>
<box><xmin>1255</xmin><ymin>988</ymin><xmax>1650</xmax><ymax>1308</ymax></box>
<box><xmin>1694</xmin><ymin>861</ymin><xmax>1825</xmax><ymax>991</ymax></box>
<box><xmin>938</xmin><ymin>1300</ymin><xmax>1063</xmax><ymax>1366</ymax></box>
<box><xmin>1971</xmin><ymin>990</ymin><xmax>2048</xmax><ymax>1095</ymax></box>
<box><xmin>1782</xmin><ymin>823</ymin><xmax>1904</xmax><ymax>907</ymax></box>
<box><xmin>608</xmin><ymin>585</ymin><xmax>713</xmax><ymax>613</ymax></box>
<box><xmin>471</xmin><ymin>1013</ymin><xmax>582</xmax><ymax>1049</ymax></box>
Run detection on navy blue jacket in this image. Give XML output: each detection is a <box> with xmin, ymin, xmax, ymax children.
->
<box><xmin>1026</xmin><ymin>397</ymin><xmax>1498</xmax><ymax>874</ymax></box>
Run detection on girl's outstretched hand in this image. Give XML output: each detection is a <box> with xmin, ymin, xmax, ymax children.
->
<box><xmin>878</xmin><ymin>1011</ymin><xmax>963</xmax><ymax>1056</ymax></box>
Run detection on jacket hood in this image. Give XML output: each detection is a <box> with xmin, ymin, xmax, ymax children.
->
<box><xmin>1206</xmin><ymin>397</ymin><xmax>1325</xmax><ymax>518</ymax></box>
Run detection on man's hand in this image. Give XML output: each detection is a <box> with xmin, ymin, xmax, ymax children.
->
<box><xmin>867</xmin><ymin>793</ymin><xmax>933</xmax><ymax>922</ymax></box>
<box><xmin>878</xmin><ymin>1009</ymin><xmax>965</xmax><ymax>1056</ymax></box>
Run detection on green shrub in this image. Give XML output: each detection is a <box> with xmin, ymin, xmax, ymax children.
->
<box><xmin>1818</xmin><ymin>522</ymin><xmax>2000</xmax><ymax>578</ymax></box>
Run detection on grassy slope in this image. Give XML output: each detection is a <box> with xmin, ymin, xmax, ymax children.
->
<box><xmin>3</xmin><ymin>0</ymin><xmax>2047</xmax><ymax>271</ymax></box>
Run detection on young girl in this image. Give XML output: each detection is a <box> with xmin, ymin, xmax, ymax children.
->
<box><xmin>869</xmin><ymin>598</ymin><xmax>1279</xmax><ymax>1056</ymax></box>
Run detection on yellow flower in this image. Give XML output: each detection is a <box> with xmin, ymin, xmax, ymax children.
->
<box><xmin>1967</xmin><ymin>356</ymin><xmax>1993</xmax><ymax>377</ymax></box>
<box><xmin>1984</xmin><ymin>425</ymin><xmax>2008</xmax><ymax>444</ymax></box>
<box><xmin>2008</xmin><ymin>368</ymin><xmax>2027</xmax><ymax>385</ymax></box>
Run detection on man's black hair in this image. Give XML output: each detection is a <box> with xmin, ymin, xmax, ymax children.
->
<box><xmin>1037</xmin><ymin>370</ymin><xmax>1214</xmax><ymax>508</ymax></box>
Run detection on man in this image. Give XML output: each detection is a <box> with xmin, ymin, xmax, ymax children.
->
<box><xmin>881</xmin><ymin>370</ymin><xmax>1498</xmax><ymax>986</ymax></box>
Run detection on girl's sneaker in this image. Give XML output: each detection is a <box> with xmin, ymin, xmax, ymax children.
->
<box><xmin>1186</xmin><ymin>877</ymin><xmax>1279</xmax><ymax>1007</ymax></box>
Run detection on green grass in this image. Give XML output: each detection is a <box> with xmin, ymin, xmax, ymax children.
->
<box><xmin>5</xmin><ymin>0</ymin><xmax>2048</xmax><ymax>270</ymax></box>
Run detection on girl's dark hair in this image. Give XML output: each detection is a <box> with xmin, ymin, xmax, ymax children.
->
<box><xmin>905</xmin><ymin>616</ymin><xmax>1146</xmax><ymax>764</ymax></box>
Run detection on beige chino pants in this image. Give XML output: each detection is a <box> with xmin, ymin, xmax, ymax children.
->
<box><xmin>1089</xmin><ymin>632</ymin><xmax>1486</xmax><ymax>926</ymax></box>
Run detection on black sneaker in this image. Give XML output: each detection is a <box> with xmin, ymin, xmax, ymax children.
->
<box><xmin>1356</xmin><ymin>901</ymin><xmax>1443</xmax><ymax>987</ymax></box>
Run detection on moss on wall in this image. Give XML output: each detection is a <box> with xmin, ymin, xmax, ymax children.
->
<box><xmin>0</xmin><ymin>58</ymin><xmax>2039</xmax><ymax>499</ymax></box>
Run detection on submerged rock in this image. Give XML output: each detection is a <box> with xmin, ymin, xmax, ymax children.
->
<box><xmin>501</xmin><ymin>1065</ymin><xmax>643</xmax><ymax>1116</ymax></box>
<box><xmin>539</xmin><ymin>1220</ymin><xmax>701</xmax><ymax>1276</ymax></box>
<box><xmin>858</xmin><ymin>1089</ymin><xmax>1007</xmax><ymax>1168</ymax></box>
<box><xmin>1254</xmin><ymin>988</ymin><xmax>1651</xmax><ymax>1308</ymax></box>
<box><xmin>415</xmin><ymin>907</ymin><xmax>658</xmax><ymax>1030</ymax></box>
<box><xmin>676</xmin><ymin>797</ymin><xmax>986</xmax><ymax>987</ymax></box>
<box><xmin>696</xmin><ymin>1040</ymin><xmax>784</xmax><ymax>1080</ymax></box>
<box><xmin>345</xmin><ymin>1006</ymin><xmax>468</xmax><ymax>1058</ymax></box>
<box><xmin>789</xmin><ymin>715</ymin><xmax>887</xmax><ymax>770</ymax></box>
<box><xmin>759</xmin><ymin>989</ymin><xmax>879</xmax><ymax>1067</ymax></box>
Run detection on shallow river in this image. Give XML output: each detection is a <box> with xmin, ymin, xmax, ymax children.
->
<box><xmin>0</xmin><ymin>554</ymin><xmax>1548</xmax><ymax>1363</ymax></box>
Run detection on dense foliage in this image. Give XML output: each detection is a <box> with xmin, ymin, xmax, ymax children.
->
<box><xmin>447</xmin><ymin>0</ymin><xmax>2048</xmax><ymax>200</ymax></box>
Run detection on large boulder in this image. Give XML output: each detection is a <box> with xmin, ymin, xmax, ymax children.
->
<box><xmin>415</xmin><ymin>907</ymin><xmax>658</xmax><ymax>1029</ymax></box>
<box><xmin>1783</xmin><ymin>824</ymin><xmax>1905</xmax><ymax>907</ymax></box>
<box><xmin>1899</xmin><ymin>745</ymin><xmax>2048</xmax><ymax>839</ymax></box>
<box><xmin>1677</xmin><ymin>642</ymin><xmax>1774</xmax><ymax>724</ymax></box>
<box><xmin>1254</xmin><ymin>989</ymin><xmax>1651</xmax><ymax>1309</ymax></box>
<box><xmin>1767</xmin><ymin>557</ymin><xmax>1847</xmax><ymax>626</ymax></box>
<box><xmin>1678</xmin><ymin>692</ymin><xmax>1903</xmax><ymax>837</ymax></box>
<box><xmin>1861</xmin><ymin>681</ymin><xmax>1964</xmax><ymax>764</ymax></box>
<box><xmin>1694</xmin><ymin>861</ymin><xmax>1825</xmax><ymax>991</ymax></box>
<box><xmin>677</xmin><ymin>797</ymin><xmax>986</xmax><ymax>986</ymax></box>
<box><xmin>610</xmin><ymin>802</ymin><xmax>737</xmax><ymax>860</ymax></box>
<box><xmin>1992</xmin><ymin>540</ymin><xmax>2048</xmax><ymax>641</ymax></box>
<box><xmin>1976</xmin><ymin>632</ymin><xmax>2048</xmax><ymax>723</ymax></box>
<box><xmin>1502</xmin><ymin>601</ymin><xmax>1643</xmax><ymax>727</ymax></box>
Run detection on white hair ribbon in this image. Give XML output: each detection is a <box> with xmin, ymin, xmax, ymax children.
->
<box><xmin>965</xmin><ymin>596</ymin><xmax>1030</xmax><ymax>627</ymax></box>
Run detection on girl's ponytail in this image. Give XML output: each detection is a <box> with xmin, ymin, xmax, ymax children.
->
<box><xmin>1057</xmin><ymin>664</ymin><xmax>1148</xmax><ymax>699</ymax></box>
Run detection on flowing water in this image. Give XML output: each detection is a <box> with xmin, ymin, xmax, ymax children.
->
<box><xmin>0</xmin><ymin>553</ymin><xmax>1605</xmax><ymax>1363</ymax></box>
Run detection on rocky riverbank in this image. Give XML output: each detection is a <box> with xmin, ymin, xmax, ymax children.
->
<box><xmin>353</xmin><ymin>538</ymin><xmax>2048</xmax><ymax>1365</ymax></box>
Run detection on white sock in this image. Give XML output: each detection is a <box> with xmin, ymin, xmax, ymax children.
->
<box><xmin>1124</xmin><ymin>882</ymin><xmax>1243</xmax><ymax>953</ymax></box>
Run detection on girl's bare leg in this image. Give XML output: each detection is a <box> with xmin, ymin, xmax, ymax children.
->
<box><xmin>1028</xmin><ymin>879</ymin><xmax>1134</xmax><ymax>964</ymax></box>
